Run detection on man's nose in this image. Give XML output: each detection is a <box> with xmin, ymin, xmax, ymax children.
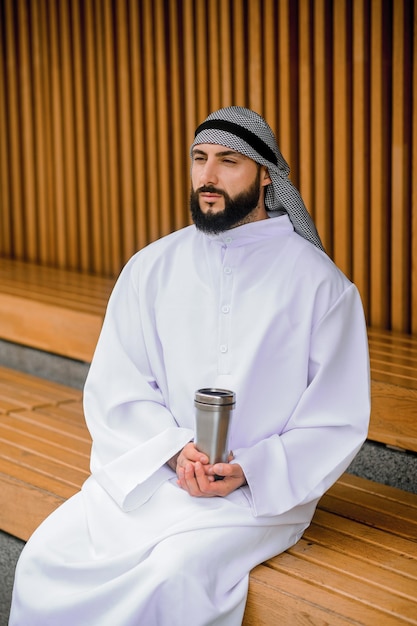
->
<box><xmin>199</xmin><ymin>160</ymin><xmax>218</xmax><ymax>186</ymax></box>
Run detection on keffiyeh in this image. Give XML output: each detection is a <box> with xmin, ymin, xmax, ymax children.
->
<box><xmin>192</xmin><ymin>106</ymin><xmax>324</xmax><ymax>251</ymax></box>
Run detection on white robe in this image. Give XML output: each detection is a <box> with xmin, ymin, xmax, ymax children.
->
<box><xmin>10</xmin><ymin>215</ymin><xmax>370</xmax><ymax>625</ymax></box>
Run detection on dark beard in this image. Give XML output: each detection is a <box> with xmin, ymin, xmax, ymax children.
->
<box><xmin>190</xmin><ymin>175</ymin><xmax>261</xmax><ymax>234</ymax></box>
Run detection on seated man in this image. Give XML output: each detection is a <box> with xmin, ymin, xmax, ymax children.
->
<box><xmin>10</xmin><ymin>106</ymin><xmax>370</xmax><ymax>626</ymax></box>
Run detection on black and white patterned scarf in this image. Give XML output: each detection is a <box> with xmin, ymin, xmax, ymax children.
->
<box><xmin>191</xmin><ymin>106</ymin><xmax>324</xmax><ymax>251</ymax></box>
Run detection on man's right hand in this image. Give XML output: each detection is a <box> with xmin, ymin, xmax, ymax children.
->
<box><xmin>167</xmin><ymin>442</ymin><xmax>209</xmax><ymax>475</ymax></box>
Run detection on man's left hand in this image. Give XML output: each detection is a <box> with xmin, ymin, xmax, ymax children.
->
<box><xmin>177</xmin><ymin>459</ymin><xmax>246</xmax><ymax>497</ymax></box>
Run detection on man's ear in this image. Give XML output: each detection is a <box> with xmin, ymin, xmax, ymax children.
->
<box><xmin>261</xmin><ymin>167</ymin><xmax>272</xmax><ymax>187</ymax></box>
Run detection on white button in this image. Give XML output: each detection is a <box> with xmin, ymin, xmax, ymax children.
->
<box><xmin>221</xmin><ymin>305</ymin><xmax>230</xmax><ymax>314</ymax></box>
<box><xmin>224</xmin><ymin>267</ymin><xmax>232</xmax><ymax>274</ymax></box>
<box><xmin>225</xmin><ymin>237</ymin><xmax>232</xmax><ymax>244</ymax></box>
<box><xmin>220</xmin><ymin>344</ymin><xmax>228</xmax><ymax>353</ymax></box>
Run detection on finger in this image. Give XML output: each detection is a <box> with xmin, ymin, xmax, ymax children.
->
<box><xmin>194</xmin><ymin>461</ymin><xmax>214</xmax><ymax>493</ymax></box>
<box><xmin>182</xmin><ymin>462</ymin><xmax>204</xmax><ymax>496</ymax></box>
<box><xmin>210</xmin><ymin>463</ymin><xmax>232</xmax><ymax>479</ymax></box>
<box><xmin>180</xmin><ymin>443</ymin><xmax>209</xmax><ymax>465</ymax></box>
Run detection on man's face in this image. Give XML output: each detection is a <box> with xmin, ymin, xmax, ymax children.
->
<box><xmin>190</xmin><ymin>143</ymin><xmax>268</xmax><ymax>234</ymax></box>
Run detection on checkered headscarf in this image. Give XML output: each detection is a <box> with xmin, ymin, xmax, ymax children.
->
<box><xmin>191</xmin><ymin>106</ymin><xmax>324</xmax><ymax>251</ymax></box>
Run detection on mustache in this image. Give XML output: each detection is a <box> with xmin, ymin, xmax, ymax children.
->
<box><xmin>196</xmin><ymin>185</ymin><xmax>225</xmax><ymax>196</ymax></box>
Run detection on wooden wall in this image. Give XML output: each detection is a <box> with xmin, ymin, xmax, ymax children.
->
<box><xmin>0</xmin><ymin>0</ymin><xmax>416</xmax><ymax>333</ymax></box>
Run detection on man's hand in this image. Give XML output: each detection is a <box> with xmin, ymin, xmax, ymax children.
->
<box><xmin>171</xmin><ymin>443</ymin><xmax>246</xmax><ymax>497</ymax></box>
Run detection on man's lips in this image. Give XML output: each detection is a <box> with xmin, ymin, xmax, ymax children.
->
<box><xmin>200</xmin><ymin>192</ymin><xmax>222</xmax><ymax>199</ymax></box>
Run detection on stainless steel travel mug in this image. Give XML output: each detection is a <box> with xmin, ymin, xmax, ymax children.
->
<box><xmin>194</xmin><ymin>388</ymin><xmax>236</xmax><ymax>464</ymax></box>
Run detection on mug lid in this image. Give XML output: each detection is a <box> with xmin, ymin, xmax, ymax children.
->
<box><xmin>194</xmin><ymin>388</ymin><xmax>236</xmax><ymax>406</ymax></box>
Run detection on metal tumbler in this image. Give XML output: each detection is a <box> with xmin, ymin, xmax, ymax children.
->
<box><xmin>194</xmin><ymin>388</ymin><xmax>235</xmax><ymax>464</ymax></box>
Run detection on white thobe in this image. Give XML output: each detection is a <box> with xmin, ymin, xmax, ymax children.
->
<box><xmin>10</xmin><ymin>215</ymin><xmax>370</xmax><ymax>626</ymax></box>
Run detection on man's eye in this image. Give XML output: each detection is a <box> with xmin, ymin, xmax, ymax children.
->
<box><xmin>222</xmin><ymin>159</ymin><xmax>236</xmax><ymax>164</ymax></box>
<box><xmin>193</xmin><ymin>156</ymin><xmax>205</xmax><ymax>162</ymax></box>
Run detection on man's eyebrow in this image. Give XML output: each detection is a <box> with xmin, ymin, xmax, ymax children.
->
<box><xmin>192</xmin><ymin>148</ymin><xmax>246</xmax><ymax>159</ymax></box>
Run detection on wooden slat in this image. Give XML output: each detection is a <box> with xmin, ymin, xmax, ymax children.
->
<box><xmin>413</xmin><ymin>0</ymin><xmax>417</xmax><ymax>335</ymax></box>
<box><xmin>245</xmin><ymin>560</ymin><xmax>413</xmax><ymax>626</ymax></box>
<box><xmin>352</xmin><ymin>0</ymin><xmax>370</xmax><ymax>312</ymax></box>
<box><xmin>298</xmin><ymin>0</ymin><xmax>314</xmax><ymax>213</ymax></box>
<box><xmin>117</xmin><ymin>0</ymin><xmax>137</xmax><ymax>259</ymax></box>
<box><xmin>278</xmin><ymin>0</ymin><xmax>297</xmax><ymax>172</ymax></box>
<box><xmin>0</xmin><ymin>366</ymin><xmax>81</xmax><ymax>410</ymax></box>
<box><xmin>391</xmin><ymin>0</ymin><xmax>411</xmax><ymax>332</ymax></box>
<box><xmin>2</xmin><ymin>412</ymin><xmax>91</xmax><ymax>454</ymax></box>
<box><xmin>48</xmin><ymin>0</ymin><xmax>65</xmax><ymax>268</ymax></box>
<box><xmin>0</xmin><ymin>472</ymin><xmax>67</xmax><ymax>541</ymax></box>
<box><xmin>0</xmin><ymin>260</ymin><xmax>114</xmax><ymax>360</ymax></box>
<box><xmin>319</xmin><ymin>482</ymin><xmax>417</xmax><ymax>541</ymax></box>
<box><xmin>3</xmin><ymin>0</ymin><xmax>24</xmax><ymax>258</ymax></box>
<box><xmin>0</xmin><ymin>292</ymin><xmax>103</xmax><ymax>361</ymax></box>
<box><xmin>130</xmin><ymin>0</ymin><xmax>149</xmax><ymax>252</ymax></box>
<box><xmin>231</xmin><ymin>0</ymin><xmax>246</xmax><ymax>105</ymax></box>
<box><xmin>310</xmin><ymin>508</ymin><xmax>417</xmax><ymax>560</ymax></box>
<box><xmin>0</xmin><ymin>3</ymin><xmax>12</xmax><ymax>257</ymax></box>
<box><xmin>168</xmin><ymin>0</ymin><xmax>190</xmax><ymax>233</ymax></box>
<box><xmin>369</xmin><ymin>380</ymin><xmax>417</xmax><ymax>451</ymax></box>
<box><xmin>332</xmin><ymin>0</ymin><xmax>352</xmax><ymax>276</ymax></box>
<box><xmin>313</xmin><ymin>0</ymin><xmax>332</xmax><ymax>250</ymax></box>
<box><xmin>369</xmin><ymin>0</ymin><xmax>390</xmax><ymax>328</ymax></box>
<box><xmin>17</xmin><ymin>0</ymin><xmax>37</xmax><ymax>262</ymax></box>
<box><xmin>248</xmin><ymin>0</ymin><xmax>262</xmax><ymax>113</ymax></box>
<box><xmin>263</xmin><ymin>552</ymin><xmax>417</xmax><ymax>625</ymax></box>
<box><xmin>69</xmin><ymin>0</ymin><xmax>90</xmax><ymax>271</ymax></box>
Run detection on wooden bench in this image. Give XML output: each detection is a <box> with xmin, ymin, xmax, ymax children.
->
<box><xmin>0</xmin><ymin>259</ymin><xmax>417</xmax><ymax>623</ymax></box>
<box><xmin>0</xmin><ymin>259</ymin><xmax>114</xmax><ymax>362</ymax></box>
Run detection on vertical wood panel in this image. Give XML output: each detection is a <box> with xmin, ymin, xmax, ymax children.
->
<box><xmin>391</xmin><ymin>0</ymin><xmax>411</xmax><ymax>331</ymax></box>
<box><xmin>130</xmin><ymin>0</ymin><xmax>149</xmax><ymax>252</ymax></box>
<box><xmin>248</xmin><ymin>0</ymin><xmax>263</xmax><ymax>113</ymax></box>
<box><xmin>313</xmin><ymin>0</ymin><xmax>332</xmax><ymax>250</ymax></box>
<box><xmin>298</xmin><ymin>0</ymin><xmax>314</xmax><ymax>213</ymax></box>
<box><xmin>219</xmin><ymin>0</ymin><xmax>233</xmax><ymax>106</ymax></box>
<box><xmin>0</xmin><ymin>0</ymin><xmax>414</xmax><ymax>335</ymax></box>
<box><xmin>31</xmin><ymin>0</ymin><xmax>50</xmax><ymax>265</ymax></box>
<box><xmin>277</xmin><ymin>0</ymin><xmax>297</xmax><ymax>171</ymax></box>
<box><xmin>59</xmin><ymin>0</ymin><xmax>79</xmax><ymax>269</ymax></box>
<box><xmin>48</xmin><ymin>0</ymin><xmax>66</xmax><ymax>267</ymax></box>
<box><xmin>17</xmin><ymin>0</ymin><xmax>37</xmax><ymax>261</ymax></box>
<box><xmin>70</xmin><ymin>0</ymin><xmax>90</xmax><ymax>271</ymax></box>
<box><xmin>369</xmin><ymin>0</ymin><xmax>391</xmax><ymax>328</ymax></box>
<box><xmin>94</xmin><ymin>0</ymin><xmax>112</xmax><ymax>276</ymax></box>
<box><xmin>116</xmin><ymin>0</ymin><xmax>136</xmax><ymax>258</ymax></box>
<box><xmin>352</xmin><ymin>0</ymin><xmax>370</xmax><ymax>315</ymax></box>
<box><xmin>232</xmin><ymin>0</ymin><xmax>246</xmax><ymax>104</ymax></box>
<box><xmin>0</xmin><ymin>1</ymin><xmax>11</xmax><ymax>256</ymax></box>
<box><xmin>412</xmin><ymin>0</ymin><xmax>417</xmax><ymax>334</ymax></box>
<box><xmin>333</xmin><ymin>0</ymin><xmax>352</xmax><ymax>276</ymax></box>
<box><xmin>263</xmin><ymin>0</ymin><xmax>278</xmax><ymax>129</ymax></box>
<box><xmin>4</xmin><ymin>0</ymin><xmax>24</xmax><ymax>257</ymax></box>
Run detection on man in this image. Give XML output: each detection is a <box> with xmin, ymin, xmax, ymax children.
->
<box><xmin>10</xmin><ymin>107</ymin><xmax>370</xmax><ymax>625</ymax></box>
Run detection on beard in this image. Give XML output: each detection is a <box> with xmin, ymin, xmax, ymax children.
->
<box><xmin>190</xmin><ymin>173</ymin><xmax>262</xmax><ymax>234</ymax></box>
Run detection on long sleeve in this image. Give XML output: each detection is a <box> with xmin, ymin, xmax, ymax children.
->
<box><xmin>83</xmin><ymin>256</ymin><xmax>194</xmax><ymax>511</ymax></box>
<box><xmin>234</xmin><ymin>283</ymin><xmax>370</xmax><ymax>517</ymax></box>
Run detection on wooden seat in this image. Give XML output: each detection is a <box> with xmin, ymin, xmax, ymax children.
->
<box><xmin>0</xmin><ymin>259</ymin><xmax>114</xmax><ymax>362</ymax></box>
<box><xmin>0</xmin><ymin>367</ymin><xmax>88</xmax><ymax>540</ymax></box>
<box><xmin>244</xmin><ymin>475</ymin><xmax>417</xmax><ymax>625</ymax></box>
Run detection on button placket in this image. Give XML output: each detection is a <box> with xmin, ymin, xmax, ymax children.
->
<box><xmin>218</xmin><ymin>252</ymin><xmax>233</xmax><ymax>374</ymax></box>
